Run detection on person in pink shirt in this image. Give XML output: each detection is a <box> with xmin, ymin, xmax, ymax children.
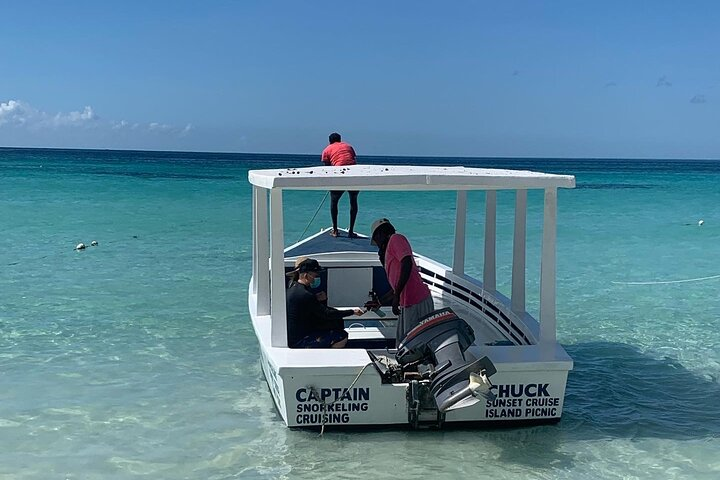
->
<box><xmin>369</xmin><ymin>218</ymin><xmax>435</xmax><ymax>344</ymax></box>
<box><xmin>321</xmin><ymin>132</ymin><xmax>359</xmax><ymax>238</ymax></box>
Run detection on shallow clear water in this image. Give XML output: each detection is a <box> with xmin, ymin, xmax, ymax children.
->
<box><xmin>1</xmin><ymin>148</ymin><xmax>719</xmax><ymax>479</ymax></box>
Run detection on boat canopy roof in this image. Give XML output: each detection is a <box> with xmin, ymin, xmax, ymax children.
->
<box><xmin>248</xmin><ymin>165</ymin><xmax>575</xmax><ymax>191</ymax></box>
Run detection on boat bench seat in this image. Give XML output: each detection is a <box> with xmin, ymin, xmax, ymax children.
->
<box><xmin>345</xmin><ymin>322</ymin><xmax>396</xmax><ymax>350</ymax></box>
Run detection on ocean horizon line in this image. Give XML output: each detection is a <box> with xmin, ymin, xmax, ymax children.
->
<box><xmin>1</xmin><ymin>145</ymin><xmax>719</xmax><ymax>163</ymax></box>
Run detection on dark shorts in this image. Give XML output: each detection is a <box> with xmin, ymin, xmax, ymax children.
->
<box><xmin>330</xmin><ymin>190</ymin><xmax>359</xmax><ymax>200</ymax></box>
<box><xmin>293</xmin><ymin>330</ymin><xmax>348</xmax><ymax>348</ymax></box>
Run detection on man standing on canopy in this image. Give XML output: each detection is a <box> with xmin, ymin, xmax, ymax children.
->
<box><xmin>321</xmin><ymin>132</ymin><xmax>359</xmax><ymax>238</ymax></box>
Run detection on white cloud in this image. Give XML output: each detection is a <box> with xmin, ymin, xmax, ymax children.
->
<box><xmin>149</xmin><ymin>122</ymin><xmax>172</xmax><ymax>131</ymax></box>
<box><xmin>0</xmin><ymin>100</ymin><xmax>97</xmax><ymax>128</ymax></box>
<box><xmin>0</xmin><ymin>99</ymin><xmax>190</xmax><ymax>137</ymax></box>
<box><xmin>53</xmin><ymin>106</ymin><xmax>96</xmax><ymax>126</ymax></box>
<box><xmin>0</xmin><ymin>100</ymin><xmax>39</xmax><ymax>126</ymax></box>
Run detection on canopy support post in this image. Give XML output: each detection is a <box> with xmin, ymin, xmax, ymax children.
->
<box><xmin>540</xmin><ymin>187</ymin><xmax>558</xmax><ymax>345</ymax></box>
<box><xmin>511</xmin><ymin>189</ymin><xmax>527</xmax><ymax>314</ymax></box>
<box><xmin>269</xmin><ymin>188</ymin><xmax>288</xmax><ymax>347</ymax></box>
<box><xmin>253</xmin><ymin>186</ymin><xmax>270</xmax><ymax>315</ymax></box>
<box><xmin>453</xmin><ymin>190</ymin><xmax>467</xmax><ymax>275</ymax></box>
<box><xmin>483</xmin><ymin>191</ymin><xmax>497</xmax><ymax>291</ymax></box>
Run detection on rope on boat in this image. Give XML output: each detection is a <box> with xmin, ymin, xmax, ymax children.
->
<box><xmin>612</xmin><ymin>274</ymin><xmax>720</xmax><ymax>285</ymax></box>
<box><xmin>309</xmin><ymin>362</ymin><xmax>371</xmax><ymax>437</ymax></box>
<box><xmin>296</xmin><ymin>192</ymin><xmax>329</xmax><ymax>243</ymax></box>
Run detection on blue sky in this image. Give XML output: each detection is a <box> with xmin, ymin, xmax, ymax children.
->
<box><xmin>1</xmin><ymin>1</ymin><xmax>718</xmax><ymax>158</ymax></box>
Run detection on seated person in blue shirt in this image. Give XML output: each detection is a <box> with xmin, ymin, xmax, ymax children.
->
<box><xmin>286</xmin><ymin>258</ymin><xmax>363</xmax><ymax>348</ymax></box>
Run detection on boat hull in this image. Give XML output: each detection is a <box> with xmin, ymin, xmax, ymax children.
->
<box><xmin>255</xmin><ymin>320</ymin><xmax>571</xmax><ymax>428</ymax></box>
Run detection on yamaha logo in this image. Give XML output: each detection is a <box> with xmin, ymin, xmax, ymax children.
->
<box><xmin>417</xmin><ymin>309</ymin><xmax>456</xmax><ymax>327</ymax></box>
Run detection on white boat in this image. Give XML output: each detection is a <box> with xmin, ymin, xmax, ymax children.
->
<box><xmin>248</xmin><ymin>164</ymin><xmax>575</xmax><ymax>429</ymax></box>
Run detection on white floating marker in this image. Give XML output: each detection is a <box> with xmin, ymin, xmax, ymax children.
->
<box><xmin>698</xmin><ymin>220</ymin><xmax>704</xmax><ymax>226</ymax></box>
<box><xmin>75</xmin><ymin>243</ymin><xmax>86</xmax><ymax>250</ymax></box>
<box><xmin>91</xmin><ymin>240</ymin><xmax>98</xmax><ymax>246</ymax></box>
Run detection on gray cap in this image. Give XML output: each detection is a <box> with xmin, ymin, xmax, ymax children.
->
<box><xmin>370</xmin><ymin>218</ymin><xmax>391</xmax><ymax>245</ymax></box>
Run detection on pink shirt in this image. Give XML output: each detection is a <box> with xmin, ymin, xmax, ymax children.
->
<box><xmin>321</xmin><ymin>142</ymin><xmax>357</xmax><ymax>166</ymax></box>
<box><xmin>384</xmin><ymin>234</ymin><xmax>431</xmax><ymax>307</ymax></box>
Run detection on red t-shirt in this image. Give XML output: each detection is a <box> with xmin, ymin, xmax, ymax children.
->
<box><xmin>321</xmin><ymin>142</ymin><xmax>357</xmax><ymax>166</ymax></box>
<box><xmin>384</xmin><ymin>234</ymin><xmax>431</xmax><ymax>307</ymax></box>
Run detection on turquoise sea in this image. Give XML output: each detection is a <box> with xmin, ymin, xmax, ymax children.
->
<box><xmin>1</xmin><ymin>148</ymin><xmax>719</xmax><ymax>479</ymax></box>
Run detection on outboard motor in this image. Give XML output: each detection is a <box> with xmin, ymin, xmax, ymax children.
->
<box><xmin>396</xmin><ymin>308</ymin><xmax>497</xmax><ymax>413</ymax></box>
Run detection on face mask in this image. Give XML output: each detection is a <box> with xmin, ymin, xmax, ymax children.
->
<box><xmin>310</xmin><ymin>276</ymin><xmax>321</xmax><ymax>289</ymax></box>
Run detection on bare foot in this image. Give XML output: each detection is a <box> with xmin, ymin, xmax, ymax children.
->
<box><xmin>347</xmin><ymin>231</ymin><xmax>359</xmax><ymax>239</ymax></box>
<box><xmin>330</xmin><ymin>229</ymin><xmax>339</xmax><ymax>237</ymax></box>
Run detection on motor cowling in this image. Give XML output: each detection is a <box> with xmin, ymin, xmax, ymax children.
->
<box><xmin>396</xmin><ymin>308</ymin><xmax>497</xmax><ymax>412</ymax></box>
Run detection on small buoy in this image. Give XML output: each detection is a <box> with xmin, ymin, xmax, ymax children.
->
<box><xmin>90</xmin><ymin>240</ymin><xmax>98</xmax><ymax>246</ymax></box>
<box><xmin>699</xmin><ymin>220</ymin><xmax>705</xmax><ymax>226</ymax></box>
<box><xmin>75</xmin><ymin>243</ymin><xmax>86</xmax><ymax>250</ymax></box>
